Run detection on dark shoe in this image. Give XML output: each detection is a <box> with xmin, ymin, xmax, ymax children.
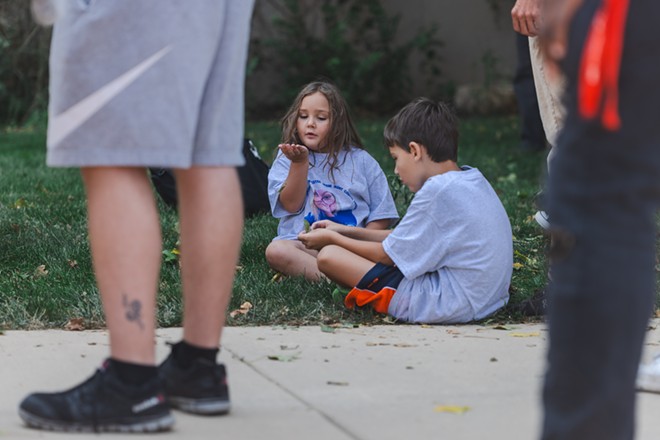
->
<box><xmin>159</xmin><ymin>348</ymin><xmax>230</xmax><ymax>415</ymax></box>
<box><xmin>18</xmin><ymin>360</ymin><xmax>174</xmax><ymax>433</ymax></box>
<box><xmin>515</xmin><ymin>289</ymin><xmax>548</xmax><ymax>317</ymax></box>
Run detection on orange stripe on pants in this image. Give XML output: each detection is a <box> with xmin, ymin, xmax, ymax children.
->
<box><xmin>344</xmin><ymin>286</ymin><xmax>396</xmax><ymax>314</ymax></box>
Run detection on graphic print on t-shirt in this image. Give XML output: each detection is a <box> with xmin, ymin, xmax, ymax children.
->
<box><xmin>304</xmin><ymin>179</ymin><xmax>358</xmax><ymax>226</ymax></box>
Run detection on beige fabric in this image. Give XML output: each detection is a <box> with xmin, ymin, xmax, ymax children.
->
<box><xmin>529</xmin><ymin>36</ymin><xmax>566</xmax><ymax>159</ymax></box>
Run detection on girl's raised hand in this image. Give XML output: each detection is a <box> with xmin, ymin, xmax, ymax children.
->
<box><xmin>279</xmin><ymin>143</ymin><xmax>309</xmax><ymax>164</ymax></box>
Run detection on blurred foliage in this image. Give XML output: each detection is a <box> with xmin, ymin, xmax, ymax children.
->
<box><xmin>1</xmin><ymin>1</ymin><xmax>508</xmax><ymax>126</ymax></box>
<box><xmin>0</xmin><ymin>0</ymin><xmax>51</xmax><ymax>126</ymax></box>
<box><xmin>256</xmin><ymin>0</ymin><xmax>445</xmax><ymax>115</ymax></box>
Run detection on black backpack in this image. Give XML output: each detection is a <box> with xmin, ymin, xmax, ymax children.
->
<box><xmin>149</xmin><ymin>139</ymin><xmax>270</xmax><ymax>218</ymax></box>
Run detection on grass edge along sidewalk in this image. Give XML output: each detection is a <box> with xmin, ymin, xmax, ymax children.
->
<box><xmin>0</xmin><ymin>116</ymin><xmax>600</xmax><ymax>330</ymax></box>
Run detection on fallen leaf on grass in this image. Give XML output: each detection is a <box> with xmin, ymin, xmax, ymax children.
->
<box><xmin>67</xmin><ymin>259</ymin><xmax>78</xmax><ymax>268</ymax></box>
<box><xmin>510</xmin><ymin>332</ymin><xmax>540</xmax><ymax>338</ymax></box>
<box><xmin>229</xmin><ymin>301</ymin><xmax>253</xmax><ymax>318</ymax></box>
<box><xmin>327</xmin><ymin>381</ymin><xmax>349</xmax><ymax>386</ymax></box>
<box><xmin>34</xmin><ymin>265</ymin><xmax>48</xmax><ymax>278</ymax></box>
<box><xmin>267</xmin><ymin>353</ymin><xmax>300</xmax><ymax>362</ymax></box>
<box><xmin>64</xmin><ymin>318</ymin><xmax>85</xmax><ymax>331</ymax></box>
<box><xmin>332</xmin><ymin>287</ymin><xmax>348</xmax><ymax>303</ymax></box>
<box><xmin>434</xmin><ymin>405</ymin><xmax>471</xmax><ymax>414</ymax></box>
<box><xmin>270</xmin><ymin>273</ymin><xmax>283</xmax><ymax>283</ymax></box>
<box><xmin>162</xmin><ymin>248</ymin><xmax>180</xmax><ymax>263</ymax></box>
<box><xmin>513</xmin><ymin>262</ymin><xmax>524</xmax><ymax>270</ymax></box>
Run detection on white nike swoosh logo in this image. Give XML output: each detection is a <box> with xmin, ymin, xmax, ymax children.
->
<box><xmin>48</xmin><ymin>45</ymin><xmax>172</xmax><ymax>148</ymax></box>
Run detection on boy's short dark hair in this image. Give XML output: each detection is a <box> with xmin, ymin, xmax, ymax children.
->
<box><xmin>383</xmin><ymin>98</ymin><xmax>459</xmax><ymax>162</ymax></box>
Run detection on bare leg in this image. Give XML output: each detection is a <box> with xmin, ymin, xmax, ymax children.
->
<box><xmin>174</xmin><ymin>167</ymin><xmax>243</xmax><ymax>349</ymax></box>
<box><xmin>81</xmin><ymin>167</ymin><xmax>161</xmax><ymax>365</ymax></box>
<box><xmin>317</xmin><ymin>245</ymin><xmax>374</xmax><ymax>287</ymax></box>
<box><xmin>265</xmin><ymin>239</ymin><xmax>323</xmax><ymax>281</ymax></box>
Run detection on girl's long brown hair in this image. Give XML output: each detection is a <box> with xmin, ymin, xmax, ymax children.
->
<box><xmin>280</xmin><ymin>81</ymin><xmax>363</xmax><ymax>181</ymax></box>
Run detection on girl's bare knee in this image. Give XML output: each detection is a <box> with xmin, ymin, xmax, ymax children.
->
<box><xmin>265</xmin><ymin>241</ymin><xmax>284</xmax><ymax>267</ymax></box>
<box><xmin>316</xmin><ymin>245</ymin><xmax>339</xmax><ymax>273</ymax></box>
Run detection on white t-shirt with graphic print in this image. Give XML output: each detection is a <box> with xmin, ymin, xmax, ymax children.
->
<box><xmin>268</xmin><ymin>147</ymin><xmax>399</xmax><ymax>240</ymax></box>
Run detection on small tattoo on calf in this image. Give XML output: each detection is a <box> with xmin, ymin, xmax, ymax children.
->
<box><xmin>122</xmin><ymin>293</ymin><xmax>145</xmax><ymax>331</ymax></box>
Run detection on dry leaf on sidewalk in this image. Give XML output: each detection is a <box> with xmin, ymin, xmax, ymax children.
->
<box><xmin>510</xmin><ymin>332</ymin><xmax>540</xmax><ymax>338</ymax></box>
<box><xmin>267</xmin><ymin>353</ymin><xmax>300</xmax><ymax>362</ymax></box>
<box><xmin>434</xmin><ymin>405</ymin><xmax>470</xmax><ymax>414</ymax></box>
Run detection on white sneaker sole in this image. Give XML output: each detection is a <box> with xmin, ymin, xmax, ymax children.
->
<box><xmin>534</xmin><ymin>211</ymin><xmax>551</xmax><ymax>230</ymax></box>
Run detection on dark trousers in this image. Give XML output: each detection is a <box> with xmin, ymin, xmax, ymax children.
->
<box><xmin>542</xmin><ymin>1</ymin><xmax>660</xmax><ymax>439</ymax></box>
<box><xmin>513</xmin><ymin>33</ymin><xmax>546</xmax><ymax>151</ymax></box>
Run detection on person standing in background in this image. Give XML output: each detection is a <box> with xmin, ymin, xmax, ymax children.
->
<box><xmin>512</xmin><ymin>0</ymin><xmax>566</xmax><ymax>230</ymax></box>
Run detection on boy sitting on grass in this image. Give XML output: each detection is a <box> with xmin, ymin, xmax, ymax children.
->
<box><xmin>298</xmin><ymin>98</ymin><xmax>513</xmax><ymax>324</ymax></box>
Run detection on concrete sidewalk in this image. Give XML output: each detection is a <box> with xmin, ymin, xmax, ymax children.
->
<box><xmin>2</xmin><ymin>322</ymin><xmax>660</xmax><ymax>439</ymax></box>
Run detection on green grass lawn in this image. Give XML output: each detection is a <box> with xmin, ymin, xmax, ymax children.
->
<box><xmin>0</xmin><ymin>116</ymin><xmax>579</xmax><ymax>329</ymax></box>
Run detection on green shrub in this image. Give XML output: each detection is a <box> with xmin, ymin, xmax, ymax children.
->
<box><xmin>0</xmin><ymin>2</ymin><xmax>51</xmax><ymax>126</ymax></box>
<box><xmin>260</xmin><ymin>0</ymin><xmax>444</xmax><ymax>114</ymax></box>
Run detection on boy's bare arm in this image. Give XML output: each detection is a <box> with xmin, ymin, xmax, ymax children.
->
<box><xmin>335</xmin><ymin>234</ymin><xmax>394</xmax><ymax>265</ymax></box>
<box><xmin>298</xmin><ymin>229</ymin><xmax>394</xmax><ymax>265</ymax></box>
<box><xmin>312</xmin><ymin>220</ymin><xmax>391</xmax><ymax>242</ymax></box>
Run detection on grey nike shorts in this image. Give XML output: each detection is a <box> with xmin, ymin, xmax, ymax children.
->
<box><xmin>46</xmin><ymin>0</ymin><xmax>254</xmax><ymax>168</ymax></box>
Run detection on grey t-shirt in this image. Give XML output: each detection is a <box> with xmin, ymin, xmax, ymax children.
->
<box><xmin>268</xmin><ymin>147</ymin><xmax>399</xmax><ymax>240</ymax></box>
<box><xmin>383</xmin><ymin>167</ymin><xmax>513</xmax><ymax>324</ymax></box>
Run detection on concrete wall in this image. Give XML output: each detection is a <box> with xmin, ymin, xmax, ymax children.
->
<box><xmin>379</xmin><ymin>0</ymin><xmax>516</xmax><ymax>92</ymax></box>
